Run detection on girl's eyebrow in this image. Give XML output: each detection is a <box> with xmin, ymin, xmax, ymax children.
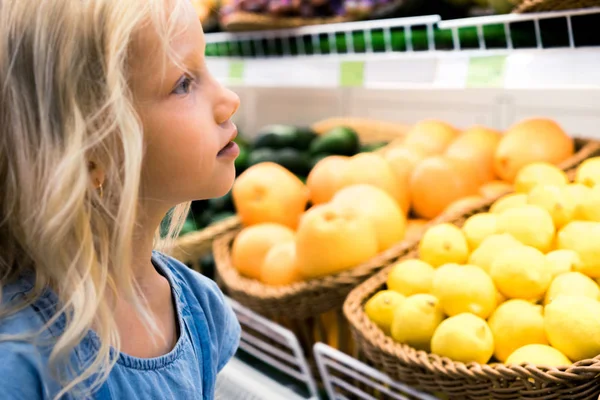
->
<box><xmin>169</xmin><ymin>39</ymin><xmax>205</xmax><ymax>77</ymax></box>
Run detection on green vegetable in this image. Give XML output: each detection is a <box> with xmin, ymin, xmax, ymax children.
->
<box><xmin>309</xmin><ymin>152</ymin><xmax>334</xmax><ymax>170</ymax></box>
<box><xmin>248</xmin><ymin>147</ymin><xmax>279</xmax><ymax>166</ymax></box>
<box><xmin>207</xmin><ymin>190</ymin><xmax>235</xmax><ymax>213</ymax></box>
<box><xmin>194</xmin><ymin>210</ymin><xmax>214</xmax><ymax>230</ymax></box>
<box><xmin>360</xmin><ymin>141</ymin><xmax>388</xmax><ymax>153</ymax></box>
<box><xmin>235</xmin><ymin>143</ymin><xmax>250</xmax><ymax>174</ymax></box>
<box><xmin>199</xmin><ymin>253</ymin><xmax>216</xmax><ymax>280</ymax></box>
<box><xmin>309</xmin><ymin>126</ymin><xmax>359</xmax><ymax>156</ymax></box>
<box><xmin>248</xmin><ymin>147</ymin><xmax>311</xmax><ymax>176</ymax></box>
<box><xmin>179</xmin><ymin>219</ymin><xmax>198</xmax><ymax>236</ymax></box>
<box><xmin>209</xmin><ymin>211</ymin><xmax>236</xmax><ymax>225</ymax></box>
<box><xmin>253</xmin><ymin>125</ymin><xmax>317</xmax><ymax>150</ymax></box>
<box><xmin>272</xmin><ymin>148</ymin><xmax>311</xmax><ymax>176</ymax></box>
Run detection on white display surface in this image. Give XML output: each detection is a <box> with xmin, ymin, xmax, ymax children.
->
<box><xmin>207</xmin><ymin>48</ymin><xmax>600</xmax><ymax>90</ymax></box>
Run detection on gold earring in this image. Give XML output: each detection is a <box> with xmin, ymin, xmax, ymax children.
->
<box><xmin>96</xmin><ymin>180</ymin><xmax>104</xmax><ymax>199</ymax></box>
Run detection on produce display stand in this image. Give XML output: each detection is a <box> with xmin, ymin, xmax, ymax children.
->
<box><xmin>343</xmin><ymin>199</ymin><xmax>600</xmax><ymax>400</ymax></box>
<box><xmin>211</xmin><ymin>137</ymin><xmax>600</xmax><ymax>392</ymax></box>
<box><xmin>215</xmin><ymin>297</ymin><xmax>320</xmax><ymax>399</ymax></box>
<box><xmin>314</xmin><ymin>343</ymin><xmax>438</xmax><ymax>400</ymax></box>
<box><xmin>182</xmin><ymin>6</ymin><xmax>600</xmax><ymax>400</ymax></box>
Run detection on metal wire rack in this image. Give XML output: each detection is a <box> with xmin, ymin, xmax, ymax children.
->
<box><xmin>314</xmin><ymin>343</ymin><xmax>439</xmax><ymax>400</ymax></box>
<box><xmin>205</xmin><ymin>7</ymin><xmax>600</xmax><ymax>58</ymax></box>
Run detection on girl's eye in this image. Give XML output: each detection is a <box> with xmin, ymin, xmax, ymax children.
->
<box><xmin>172</xmin><ymin>75</ymin><xmax>194</xmax><ymax>95</ymax></box>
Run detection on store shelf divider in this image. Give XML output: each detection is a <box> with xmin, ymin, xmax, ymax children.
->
<box><xmin>227</xmin><ymin>297</ymin><xmax>319</xmax><ymax>399</ymax></box>
<box><xmin>313</xmin><ymin>342</ymin><xmax>438</xmax><ymax>400</ymax></box>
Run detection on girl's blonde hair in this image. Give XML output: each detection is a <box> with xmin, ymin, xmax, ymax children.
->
<box><xmin>0</xmin><ymin>0</ymin><xmax>192</xmax><ymax>398</ymax></box>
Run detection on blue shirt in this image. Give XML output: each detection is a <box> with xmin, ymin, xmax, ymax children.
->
<box><xmin>0</xmin><ymin>251</ymin><xmax>241</xmax><ymax>399</ymax></box>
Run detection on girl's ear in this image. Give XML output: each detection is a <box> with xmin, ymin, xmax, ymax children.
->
<box><xmin>88</xmin><ymin>160</ymin><xmax>106</xmax><ymax>196</ymax></box>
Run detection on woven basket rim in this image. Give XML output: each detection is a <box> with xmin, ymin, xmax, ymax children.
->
<box><xmin>170</xmin><ymin>215</ymin><xmax>240</xmax><ymax>263</ymax></box>
<box><xmin>214</xmin><ymin>228</ymin><xmax>422</xmax><ymax>300</ymax></box>
<box><xmin>214</xmin><ymin>137</ymin><xmax>600</xmax><ymax>302</ymax></box>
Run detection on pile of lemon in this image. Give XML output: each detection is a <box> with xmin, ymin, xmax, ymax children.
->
<box><xmin>365</xmin><ymin>157</ymin><xmax>600</xmax><ymax>367</ymax></box>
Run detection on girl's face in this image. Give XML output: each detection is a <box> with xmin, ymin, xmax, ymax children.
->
<box><xmin>130</xmin><ymin>1</ymin><xmax>240</xmax><ymax>210</ymax></box>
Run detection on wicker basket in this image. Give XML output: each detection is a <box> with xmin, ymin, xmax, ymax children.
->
<box><xmin>214</xmin><ymin>137</ymin><xmax>600</xmax><ymax>317</ymax></box>
<box><xmin>343</xmin><ymin>140</ymin><xmax>600</xmax><ymax>400</ymax></box>
<box><xmin>516</xmin><ymin>0</ymin><xmax>600</xmax><ymax>13</ymax></box>
<box><xmin>214</xmin><ymin>138</ymin><xmax>600</xmax><ymax>372</ymax></box>
<box><xmin>170</xmin><ymin>215</ymin><xmax>241</xmax><ymax>272</ymax></box>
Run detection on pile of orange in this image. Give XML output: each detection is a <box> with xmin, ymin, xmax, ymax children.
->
<box><xmin>229</xmin><ymin>117</ymin><xmax>576</xmax><ymax>286</ymax></box>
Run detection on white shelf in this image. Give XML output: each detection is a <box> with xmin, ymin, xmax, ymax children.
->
<box><xmin>221</xmin><ymin>297</ymin><xmax>319</xmax><ymax>399</ymax></box>
<box><xmin>208</xmin><ymin>48</ymin><xmax>600</xmax><ymax>90</ymax></box>
<box><xmin>205</xmin><ymin>7</ymin><xmax>600</xmax><ymax>89</ymax></box>
<box><xmin>216</xmin><ymin>357</ymin><xmax>310</xmax><ymax>400</ymax></box>
<box><xmin>314</xmin><ymin>343</ymin><xmax>438</xmax><ymax>400</ymax></box>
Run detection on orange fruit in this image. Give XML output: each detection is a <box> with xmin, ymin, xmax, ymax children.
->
<box><xmin>479</xmin><ymin>180</ymin><xmax>513</xmax><ymax>200</ymax></box>
<box><xmin>231</xmin><ymin>223</ymin><xmax>295</xmax><ymax>280</ymax></box>
<box><xmin>332</xmin><ymin>184</ymin><xmax>406</xmax><ymax>252</ymax></box>
<box><xmin>233</xmin><ymin>162</ymin><xmax>309</xmax><ymax>229</ymax></box>
<box><xmin>403</xmin><ymin>120</ymin><xmax>460</xmax><ymax>156</ymax></box>
<box><xmin>306</xmin><ymin>156</ymin><xmax>350</xmax><ymax>205</ymax></box>
<box><xmin>260</xmin><ymin>242</ymin><xmax>303</xmax><ymax>286</ymax></box>
<box><xmin>384</xmin><ymin>146</ymin><xmax>427</xmax><ymax>187</ymax></box>
<box><xmin>295</xmin><ymin>203</ymin><xmax>378</xmax><ymax>279</ymax></box>
<box><xmin>494</xmin><ymin>118</ymin><xmax>575</xmax><ymax>183</ymax></box>
<box><xmin>445</xmin><ymin>125</ymin><xmax>502</xmax><ymax>184</ymax></box>
<box><xmin>339</xmin><ymin>153</ymin><xmax>409</xmax><ymax>214</ymax></box>
<box><xmin>409</xmin><ymin>156</ymin><xmax>480</xmax><ymax>219</ymax></box>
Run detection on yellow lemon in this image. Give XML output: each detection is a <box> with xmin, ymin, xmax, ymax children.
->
<box><xmin>564</xmin><ymin>183</ymin><xmax>592</xmax><ymax>220</ymax></box>
<box><xmin>496</xmin><ymin>289</ymin><xmax>507</xmax><ymax>305</ymax></box>
<box><xmin>431</xmin><ymin>313</ymin><xmax>494</xmax><ymax>364</ymax></box>
<box><xmin>558</xmin><ymin>221</ymin><xmax>600</xmax><ymax>278</ymax></box>
<box><xmin>545</xmin><ymin>249</ymin><xmax>581</xmax><ymax>278</ymax></box>
<box><xmin>505</xmin><ymin>344</ymin><xmax>571</xmax><ymax>367</ymax></box>
<box><xmin>490</xmin><ymin>193</ymin><xmax>528</xmax><ymax>215</ymax></box>
<box><xmin>386</xmin><ymin>259</ymin><xmax>435</xmax><ymax>296</ymax></box>
<box><xmin>580</xmin><ymin>184</ymin><xmax>600</xmax><ymax>222</ymax></box>
<box><xmin>544</xmin><ymin>295</ymin><xmax>600</xmax><ymax>362</ymax></box>
<box><xmin>432</xmin><ymin>264</ymin><xmax>497</xmax><ymax>319</ymax></box>
<box><xmin>488</xmin><ymin>299</ymin><xmax>548</xmax><ymax>362</ymax></box>
<box><xmin>496</xmin><ymin>205</ymin><xmax>555</xmax><ymax>253</ymax></box>
<box><xmin>364</xmin><ymin>290</ymin><xmax>406</xmax><ymax>335</ymax></box>
<box><xmin>527</xmin><ymin>185</ymin><xmax>576</xmax><ymax>229</ymax></box>
<box><xmin>575</xmin><ymin>156</ymin><xmax>600</xmax><ymax>187</ymax></box>
<box><xmin>468</xmin><ymin>233</ymin><xmax>523</xmax><ymax>274</ymax></box>
<box><xmin>418</xmin><ymin>223</ymin><xmax>469</xmax><ymax>268</ymax></box>
<box><xmin>514</xmin><ymin>162</ymin><xmax>568</xmax><ymax>194</ymax></box>
<box><xmin>490</xmin><ymin>245</ymin><xmax>552</xmax><ymax>300</ymax></box>
<box><xmin>391</xmin><ymin>294</ymin><xmax>444</xmax><ymax>352</ymax></box>
<box><xmin>544</xmin><ymin>272</ymin><xmax>600</xmax><ymax>305</ymax></box>
<box><xmin>462</xmin><ymin>213</ymin><xmax>498</xmax><ymax>251</ymax></box>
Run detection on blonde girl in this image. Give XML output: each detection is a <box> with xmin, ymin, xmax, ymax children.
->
<box><xmin>0</xmin><ymin>0</ymin><xmax>241</xmax><ymax>398</ymax></box>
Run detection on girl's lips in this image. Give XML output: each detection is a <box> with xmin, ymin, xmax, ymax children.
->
<box><xmin>217</xmin><ymin>140</ymin><xmax>240</xmax><ymax>159</ymax></box>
